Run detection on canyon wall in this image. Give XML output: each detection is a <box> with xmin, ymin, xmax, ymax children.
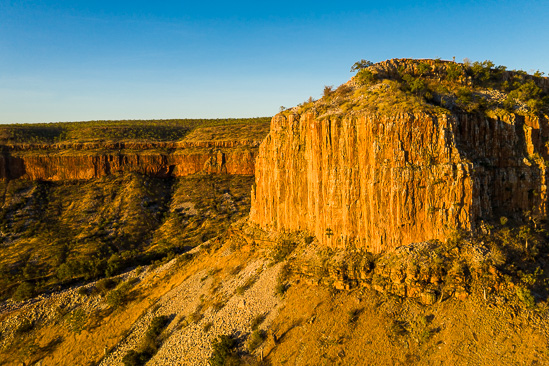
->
<box><xmin>0</xmin><ymin>141</ymin><xmax>259</xmax><ymax>181</ymax></box>
<box><xmin>250</xmin><ymin>112</ymin><xmax>548</xmax><ymax>252</ymax></box>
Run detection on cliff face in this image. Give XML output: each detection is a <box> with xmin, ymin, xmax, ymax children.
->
<box><xmin>250</xmin><ymin>112</ymin><xmax>548</xmax><ymax>252</ymax></box>
<box><xmin>0</xmin><ymin>141</ymin><xmax>258</xmax><ymax>181</ymax></box>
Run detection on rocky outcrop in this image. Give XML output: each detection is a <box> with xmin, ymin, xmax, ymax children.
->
<box><xmin>250</xmin><ymin>111</ymin><xmax>548</xmax><ymax>252</ymax></box>
<box><xmin>0</xmin><ymin>144</ymin><xmax>258</xmax><ymax>181</ymax></box>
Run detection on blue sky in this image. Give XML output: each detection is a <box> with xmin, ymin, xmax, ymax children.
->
<box><xmin>1</xmin><ymin>0</ymin><xmax>548</xmax><ymax>123</ymax></box>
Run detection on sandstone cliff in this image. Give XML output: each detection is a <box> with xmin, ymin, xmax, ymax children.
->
<box><xmin>0</xmin><ymin>139</ymin><xmax>263</xmax><ymax>181</ymax></box>
<box><xmin>0</xmin><ymin>119</ymin><xmax>270</xmax><ymax>181</ymax></box>
<box><xmin>250</xmin><ymin>59</ymin><xmax>549</xmax><ymax>252</ymax></box>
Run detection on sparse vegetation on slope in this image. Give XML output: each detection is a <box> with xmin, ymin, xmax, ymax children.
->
<box><xmin>3</xmin><ymin>219</ymin><xmax>549</xmax><ymax>365</ymax></box>
<box><xmin>292</xmin><ymin>58</ymin><xmax>549</xmax><ymax>118</ymax></box>
<box><xmin>0</xmin><ymin>174</ymin><xmax>254</xmax><ymax>301</ymax></box>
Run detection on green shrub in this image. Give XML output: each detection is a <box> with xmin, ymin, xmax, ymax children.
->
<box><xmin>470</xmin><ymin>60</ymin><xmax>494</xmax><ymax>83</ymax></box>
<box><xmin>12</xmin><ymin>282</ymin><xmax>35</xmax><ymax>301</ymax></box>
<box><xmin>516</xmin><ymin>286</ymin><xmax>536</xmax><ymax>308</ymax></box>
<box><xmin>235</xmin><ymin>276</ymin><xmax>258</xmax><ymax>295</ymax></box>
<box><xmin>355</xmin><ymin>69</ymin><xmax>376</xmax><ymax>85</ymax></box>
<box><xmin>250</xmin><ymin>314</ymin><xmax>265</xmax><ymax>331</ymax></box>
<box><xmin>417</xmin><ymin>62</ymin><xmax>431</xmax><ymax>76</ymax></box>
<box><xmin>106</xmin><ymin>280</ymin><xmax>133</xmax><ymax>308</ymax></box>
<box><xmin>209</xmin><ymin>334</ymin><xmax>240</xmax><ymax>366</ymax></box>
<box><xmin>401</xmin><ymin>74</ymin><xmax>428</xmax><ymax>95</ymax></box>
<box><xmin>247</xmin><ymin>330</ymin><xmax>267</xmax><ymax>352</ymax></box>
<box><xmin>96</xmin><ymin>277</ymin><xmax>120</xmax><ymax>295</ymax></box>
<box><xmin>122</xmin><ymin>315</ymin><xmax>170</xmax><ymax>366</ymax></box>
<box><xmin>456</xmin><ymin>87</ymin><xmax>473</xmax><ymax>105</ymax></box>
<box><xmin>446</xmin><ymin>63</ymin><xmax>463</xmax><ymax>80</ymax></box>
<box><xmin>350</xmin><ymin>59</ymin><xmax>374</xmax><ymax>72</ymax></box>
<box><xmin>270</xmin><ymin>240</ymin><xmax>297</xmax><ymax>263</ymax></box>
<box><xmin>147</xmin><ymin>315</ymin><xmax>170</xmax><ymax>339</ymax></box>
<box><xmin>142</xmin><ymin>315</ymin><xmax>171</xmax><ymax>352</ymax></box>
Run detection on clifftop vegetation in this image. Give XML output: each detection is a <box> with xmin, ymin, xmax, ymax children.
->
<box><xmin>291</xmin><ymin>58</ymin><xmax>549</xmax><ymax>118</ymax></box>
<box><xmin>0</xmin><ymin>117</ymin><xmax>271</xmax><ymax>145</ymax></box>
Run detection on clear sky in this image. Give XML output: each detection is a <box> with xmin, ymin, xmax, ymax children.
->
<box><xmin>1</xmin><ymin>0</ymin><xmax>548</xmax><ymax>123</ymax></box>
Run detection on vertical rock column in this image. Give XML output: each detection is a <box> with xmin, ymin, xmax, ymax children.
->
<box><xmin>250</xmin><ymin>112</ymin><xmax>477</xmax><ymax>252</ymax></box>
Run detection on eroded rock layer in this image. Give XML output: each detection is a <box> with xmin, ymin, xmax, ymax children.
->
<box><xmin>0</xmin><ymin>141</ymin><xmax>258</xmax><ymax>181</ymax></box>
<box><xmin>250</xmin><ymin>112</ymin><xmax>548</xmax><ymax>252</ymax></box>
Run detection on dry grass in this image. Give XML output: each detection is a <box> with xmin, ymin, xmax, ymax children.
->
<box><xmin>266</xmin><ymin>282</ymin><xmax>549</xmax><ymax>365</ymax></box>
<box><xmin>0</xmin><ymin>117</ymin><xmax>271</xmax><ymax>144</ymax></box>
<box><xmin>182</xmin><ymin>122</ymin><xmax>270</xmax><ymax>142</ymax></box>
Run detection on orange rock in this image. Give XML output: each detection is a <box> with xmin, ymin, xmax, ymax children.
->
<box><xmin>420</xmin><ymin>290</ymin><xmax>437</xmax><ymax>305</ymax></box>
<box><xmin>454</xmin><ymin>289</ymin><xmax>470</xmax><ymax>301</ymax></box>
<box><xmin>250</xmin><ymin>111</ymin><xmax>549</xmax><ymax>252</ymax></box>
<box><xmin>0</xmin><ymin>146</ymin><xmax>258</xmax><ymax>181</ymax></box>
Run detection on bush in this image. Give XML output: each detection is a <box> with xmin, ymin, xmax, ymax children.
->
<box><xmin>12</xmin><ymin>282</ymin><xmax>35</xmax><ymax>301</ymax></box>
<box><xmin>188</xmin><ymin>309</ymin><xmax>203</xmax><ymax>323</ymax></box>
<box><xmin>348</xmin><ymin>308</ymin><xmax>362</xmax><ymax>324</ymax></box>
<box><xmin>250</xmin><ymin>314</ymin><xmax>265</xmax><ymax>331</ymax></box>
<box><xmin>247</xmin><ymin>330</ymin><xmax>267</xmax><ymax>352</ymax></box>
<box><xmin>516</xmin><ymin>286</ymin><xmax>536</xmax><ymax>308</ymax></box>
<box><xmin>446</xmin><ymin>63</ymin><xmax>463</xmax><ymax>81</ymax></box>
<box><xmin>270</xmin><ymin>240</ymin><xmax>297</xmax><ymax>263</ymax></box>
<box><xmin>323</xmin><ymin>85</ymin><xmax>334</xmax><ymax>97</ymax></box>
<box><xmin>235</xmin><ymin>275</ymin><xmax>258</xmax><ymax>295</ymax></box>
<box><xmin>456</xmin><ymin>87</ymin><xmax>473</xmax><ymax>105</ymax></box>
<box><xmin>350</xmin><ymin>59</ymin><xmax>374</xmax><ymax>72</ymax></box>
<box><xmin>122</xmin><ymin>315</ymin><xmax>170</xmax><ymax>366</ymax></box>
<box><xmin>355</xmin><ymin>69</ymin><xmax>376</xmax><ymax>85</ymax></box>
<box><xmin>470</xmin><ymin>60</ymin><xmax>494</xmax><ymax>83</ymax></box>
<box><xmin>275</xmin><ymin>263</ymin><xmax>291</xmax><ymax>297</ymax></box>
<box><xmin>148</xmin><ymin>315</ymin><xmax>170</xmax><ymax>338</ymax></box>
<box><xmin>401</xmin><ymin>74</ymin><xmax>428</xmax><ymax>95</ymax></box>
<box><xmin>203</xmin><ymin>322</ymin><xmax>213</xmax><ymax>332</ymax></box>
<box><xmin>212</xmin><ymin>299</ymin><xmax>226</xmax><ymax>312</ymax></box>
<box><xmin>417</xmin><ymin>62</ymin><xmax>431</xmax><ymax>76</ymax></box>
<box><xmin>274</xmin><ymin>282</ymin><xmax>288</xmax><ymax>297</ymax></box>
<box><xmin>96</xmin><ymin>277</ymin><xmax>119</xmax><ymax>295</ymax></box>
<box><xmin>15</xmin><ymin>318</ymin><xmax>34</xmax><ymax>334</ymax></box>
<box><xmin>142</xmin><ymin>315</ymin><xmax>170</xmax><ymax>352</ymax></box>
<box><xmin>209</xmin><ymin>334</ymin><xmax>240</xmax><ymax>366</ymax></box>
<box><xmin>106</xmin><ymin>280</ymin><xmax>134</xmax><ymax>308</ymax></box>
<box><xmin>122</xmin><ymin>350</ymin><xmax>151</xmax><ymax>366</ymax></box>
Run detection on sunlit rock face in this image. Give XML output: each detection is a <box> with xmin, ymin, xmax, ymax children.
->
<box><xmin>250</xmin><ymin>111</ymin><xmax>548</xmax><ymax>252</ymax></box>
<box><xmin>0</xmin><ymin>141</ymin><xmax>259</xmax><ymax>180</ymax></box>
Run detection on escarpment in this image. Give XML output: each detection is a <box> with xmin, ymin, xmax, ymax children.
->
<box><xmin>250</xmin><ymin>111</ymin><xmax>548</xmax><ymax>252</ymax></box>
<box><xmin>250</xmin><ymin>59</ymin><xmax>549</xmax><ymax>252</ymax></box>
<box><xmin>0</xmin><ymin>118</ymin><xmax>271</xmax><ymax>181</ymax></box>
<box><xmin>0</xmin><ymin>139</ymin><xmax>263</xmax><ymax>181</ymax></box>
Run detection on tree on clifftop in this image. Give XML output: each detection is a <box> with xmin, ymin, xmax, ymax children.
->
<box><xmin>350</xmin><ymin>59</ymin><xmax>374</xmax><ymax>72</ymax></box>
